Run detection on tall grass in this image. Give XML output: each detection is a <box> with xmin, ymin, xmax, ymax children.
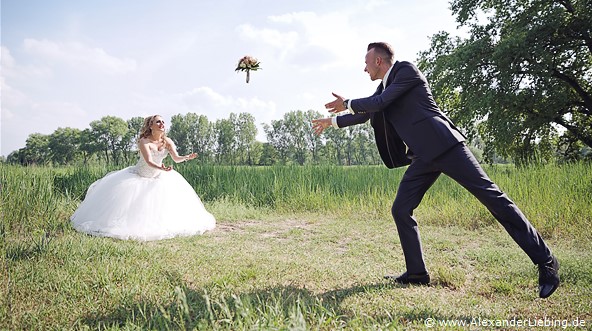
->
<box><xmin>1</xmin><ymin>165</ymin><xmax>116</xmax><ymax>236</ymax></box>
<box><xmin>177</xmin><ymin>162</ymin><xmax>592</xmax><ymax>239</ymax></box>
<box><xmin>2</xmin><ymin>162</ymin><xmax>591</xmax><ymax>239</ymax></box>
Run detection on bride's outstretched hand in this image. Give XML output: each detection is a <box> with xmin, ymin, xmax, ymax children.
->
<box><xmin>185</xmin><ymin>153</ymin><xmax>197</xmax><ymax>161</ymax></box>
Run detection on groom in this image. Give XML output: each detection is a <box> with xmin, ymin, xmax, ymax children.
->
<box><xmin>312</xmin><ymin>42</ymin><xmax>559</xmax><ymax>298</ymax></box>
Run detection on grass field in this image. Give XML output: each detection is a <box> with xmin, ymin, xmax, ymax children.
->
<box><xmin>1</xmin><ymin>163</ymin><xmax>591</xmax><ymax>330</ymax></box>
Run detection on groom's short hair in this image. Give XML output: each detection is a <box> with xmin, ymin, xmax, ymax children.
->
<box><xmin>368</xmin><ymin>42</ymin><xmax>394</xmax><ymax>63</ymax></box>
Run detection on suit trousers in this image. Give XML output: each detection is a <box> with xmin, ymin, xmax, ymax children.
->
<box><xmin>391</xmin><ymin>142</ymin><xmax>552</xmax><ymax>274</ymax></box>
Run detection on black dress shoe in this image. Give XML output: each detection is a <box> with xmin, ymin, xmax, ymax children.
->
<box><xmin>538</xmin><ymin>255</ymin><xmax>559</xmax><ymax>298</ymax></box>
<box><xmin>384</xmin><ymin>271</ymin><xmax>430</xmax><ymax>285</ymax></box>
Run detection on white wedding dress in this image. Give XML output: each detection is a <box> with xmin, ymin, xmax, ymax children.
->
<box><xmin>71</xmin><ymin>148</ymin><xmax>216</xmax><ymax>241</ymax></box>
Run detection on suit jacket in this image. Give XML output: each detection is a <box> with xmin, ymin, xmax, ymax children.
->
<box><xmin>336</xmin><ymin>61</ymin><xmax>465</xmax><ymax>168</ymax></box>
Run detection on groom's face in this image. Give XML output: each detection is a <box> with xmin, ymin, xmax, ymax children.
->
<box><xmin>364</xmin><ymin>48</ymin><xmax>381</xmax><ymax>81</ymax></box>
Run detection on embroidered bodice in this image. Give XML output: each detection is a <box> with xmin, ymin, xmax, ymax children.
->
<box><xmin>132</xmin><ymin>148</ymin><xmax>169</xmax><ymax>178</ymax></box>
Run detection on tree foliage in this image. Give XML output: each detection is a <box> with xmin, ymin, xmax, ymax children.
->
<box><xmin>7</xmin><ymin>110</ymin><xmax>383</xmax><ymax>167</ymax></box>
<box><xmin>14</xmin><ymin>133</ymin><xmax>50</xmax><ymax>165</ymax></box>
<box><xmin>48</xmin><ymin>127</ymin><xmax>81</xmax><ymax>165</ymax></box>
<box><xmin>89</xmin><ymin>116</ymin><xmax>129</xmax><ymax>165</ymax></box>
<box><xmin>418</xmin><ymin>0</ymin><xmax>592</xmax><ymax>164</ymax></box>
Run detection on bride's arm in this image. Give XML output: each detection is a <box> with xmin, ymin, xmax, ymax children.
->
<box><xmin>165</xmin><ymin>137</ymin><xmax>197</xmax><ymax>163</ymax></box>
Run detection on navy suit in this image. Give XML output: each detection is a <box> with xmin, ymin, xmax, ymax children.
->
<box><xmin>336</xmin><ymin>61</ymin><xmax>552</xmax><ymax>274</ymax></box>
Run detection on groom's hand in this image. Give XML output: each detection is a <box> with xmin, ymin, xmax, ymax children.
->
<box><xmin>325</xmin><ymin>92</ymin><xmax>346</xmax><ymax>113</ymax></box>
<box><xmin>312</xmin><ymin>118</ymin><xmax>332</xmax><ymax>135</ymax></box>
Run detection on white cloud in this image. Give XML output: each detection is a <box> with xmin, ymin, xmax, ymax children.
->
<box><xmin>1</xmin><ymin>46</ymin><xmax>16</xmax><ymax>67</ymax></box>
<box><xmin>361</xmin><ymin>0</ymin><xmax>390</xmax><ymax>11</ymax></box>
<box><xmin>180</xmin><ymin>87</ymin><xmax>276</xmax><ymax>118</ymax></box>
<box><xmin>269</xmin><ymin>11</ymin><xmax>342</xmax><ymax>46</ymax></box>
<box><xmin>1</xmin><ymin>46</ymin><xmax>51</xmax><ymax>79</ymax></box>
<box><xmin>184</xmin><ymin>87</ymin><xmax>233</xmax><ymax>107</ymax></box>
<box><xmin>29</xmin><ymin>101</ymin><xmax>86</xmax><ymax>121</ymax></box>
<box><xmin>23</xmin><ymin>38</ymin><xmax>137</xmax><ymax>74</ymax></box>
<box><xmin>0</xmin><ymin>77</ymin><xmax>28</xmax><ymax>113</ymax></box>
<box><xmin>235</xmin><ymin>24</ymin><xmax>299</xmax><ymax>50</ymax></box>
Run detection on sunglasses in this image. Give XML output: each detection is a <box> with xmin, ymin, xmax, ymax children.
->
<box><xmin>155</xmin><ymin>120</ymin><xmax>165</xmax><ymax>124</ymax></box>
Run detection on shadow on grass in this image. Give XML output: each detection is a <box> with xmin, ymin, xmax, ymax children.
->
<box><xmin>5</xmin><ymin>231</ymin><xmax>55</xmax><ymax>262</ymax></box>
<box><xmin>78</xmin><ymin>281</ymin><xmax>466</xmax><ymax>329</ymax></box>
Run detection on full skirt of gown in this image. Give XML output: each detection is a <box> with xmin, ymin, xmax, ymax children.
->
<box><xmin>70</xmin><ymin>149</ymin><xmax>216</xmax><ymax>241</ymax></box>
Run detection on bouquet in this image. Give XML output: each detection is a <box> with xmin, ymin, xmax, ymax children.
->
<box><xmin>235</xmin><ymin>55</ymin><xmax>261</xmax><ymax>83</ymax></box>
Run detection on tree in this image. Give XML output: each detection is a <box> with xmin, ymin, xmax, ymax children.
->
<box><xmin>19</xmin><ymin>133</ymin><xmax>51</xmax><ymax>165</ymax></box>
<box><xmin>6</xmin><ymin>150</ymin><xmax>20</xmax><ymax>164</ymax></box>
<box><xmin>249</xmin><ymin>140</ymin><xmax>264</xmax><ymax>165</ymax></box>
<box><xmin>215</xmin><ymin>116</ymin><xmax>237</xmax><ymax>164</ymax></box>
<box><xmin>89</xmin><ymin>116</ymin><xmax>129</xmax><ymax>165</ymax></box>
<box><xmin>283</xmin><ymin>111</ymin><xmax>310</xmax><ymax>165</ymax></box>
<box><xmin>115</xmin><ymin>116</ymin><xmax>144</xmax><ymax>164</ymax></box>
<box><xmin>169</xmin><ymin>113</ymin><xmax>216</xmax><ymax>163</ymax></box>
<box><xmin>350</xmin><ymin>123</ymin><xmax>378</xmax><ymax>165</ymax></box>
<box><xmin>259</xmin><ymin>142</ymin><xmax>278</xmax><ymax>165</ymax></box>
<box><xmin>235</xmin><ymin>113</ymin><xmax>258</xmax><ymax>165</ymax></box>
<box><xmin>303</xmin><ymin>110</ymin><xmax>325</xmax><ymax>164</ymax></box>
<box><xmin>193</xmin><ymin>114</ymin><xmax>215</xmax><ymax>163</ymax></box>
<box><xmin>322</xmin><ymin>123</ymin><xmax>348</xmax><ymax>165</ymax></box>
<box><xmin>263</xmin><ymin>110</ymin><xmax>317</xmax><ymax>165</ymax></box>
<box><xmin>48</xmin><ymin>127</ymin><xmax>81</xmax><ymax>165</ymax></box>
<box><xmin>418</xmin><ymin>0</ymin><xmax>592</xmax><ymax>163</ymax></box>
<box><xmin>264</xmin><ymin>119</ymin><xmax>290</xmax><ymax>164</ymax></box>
<box><xmin>79</xmin><ymin>128</ymin><xmax>101</xmax><ymax>164</ymax></box>
<box><xmin>168</xmin><ymin>113</ymin><xmax>194</xmax><ymax>155</ymax></box>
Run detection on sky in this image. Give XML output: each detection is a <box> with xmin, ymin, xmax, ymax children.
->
<box><xmin>1</xmin><ymin>0</ymin><xmax>462</xmax><ymax>157</ymax></box>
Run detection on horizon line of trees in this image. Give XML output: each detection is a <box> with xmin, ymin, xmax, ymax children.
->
<box><xmin>4</xmin><ymin>108</ymin><xmax>590</xmax><ymax>168</ymax></box>
<box><xmin>4</xmin><ymin>110</ymin><xmax>386</xmax><ymax>167</ymax></box>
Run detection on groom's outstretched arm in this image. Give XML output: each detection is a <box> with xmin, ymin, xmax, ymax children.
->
<box><xmin>335</xmin><ymin>113</ymin><xmax>371</xmax><ymax>127</ymax></box>
<box><xmin>312</xmin><ymin>112</ymin><xmax>371</xmax><ymax>135</ymax></box>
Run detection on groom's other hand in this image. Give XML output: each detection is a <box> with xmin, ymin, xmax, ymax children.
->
<box><xmin>325</xmin><ymin>92</ymin><xmax>347</xmax><ymax>113</ymax></box>
<box><xmin>312</xmin><ymin>118</ymin><xmax>332</xmax><ymax>135</ymax></box>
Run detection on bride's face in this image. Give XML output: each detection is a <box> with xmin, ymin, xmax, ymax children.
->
<box><xmin>151</xmin><ymin>116</ymin><xmax>166</xmax><ymax>133</ymax></box>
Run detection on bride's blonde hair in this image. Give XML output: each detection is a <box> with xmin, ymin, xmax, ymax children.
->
<box><xmin>139</xmin><ymin>115</ymin><xmax>169</xmax><ymax>149</ymax></box>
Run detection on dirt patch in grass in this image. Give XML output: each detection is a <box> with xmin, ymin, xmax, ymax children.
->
<box><xmin>210</xmin><ymin>218</ymin><xmax>316</xmax><ymax>241</ymax></box>
<box><xmin>214</xmin><ymin>221</ymin><xmax>259</xmax><ymax>233</ymax></box>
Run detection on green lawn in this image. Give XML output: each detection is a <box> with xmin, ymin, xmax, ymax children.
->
<box><xmin>2</xmin><ymin>163</ymin><xmax>591</xmax><ymax>330</ymax></box>
<box><xmin>3</xmin><ymin>213</ymin><xmax>591</xmax><ymax>330</ymax></box>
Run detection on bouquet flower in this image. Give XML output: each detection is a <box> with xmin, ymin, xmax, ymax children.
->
<box><xmin>235</xmin><ymin>55</ymin><xmax>261</xmax><ymax>83</ymax></box>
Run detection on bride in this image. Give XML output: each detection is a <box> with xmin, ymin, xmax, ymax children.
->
<box><xmin>71</xmin><ymin>115</ymin><xmax>216</xmax><ymax>241</ymax></box>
